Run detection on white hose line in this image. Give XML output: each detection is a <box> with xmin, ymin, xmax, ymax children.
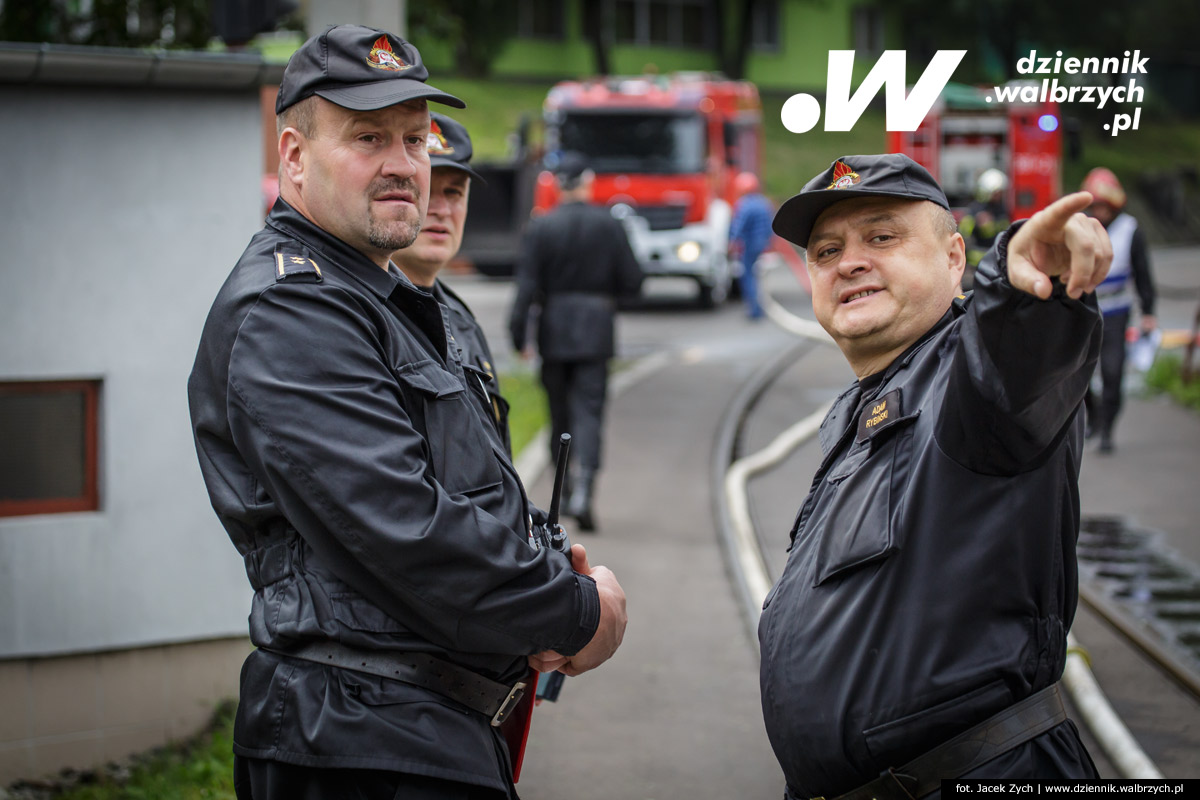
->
<box><xmin>760</xmin><ymin>283</ymin><xmax>834</xmax><ymax>344</ymax></box>
<box><xmin>1064</xmin><ymin>634</ymin><xmax>1164</xmax><ymax>778</ymax></box>
<box><xmin>724</xmin><ymin>402</ymin><xmax>832</xmax><ymax>611</ymax></box>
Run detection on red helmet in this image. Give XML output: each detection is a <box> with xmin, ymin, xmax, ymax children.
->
<box><xmin>1081</xmin><ymin>167</ymin><xmax>1126</xmax><ymax>209</ymax></box>
<box><xmin>734</xmin><ymin>172</ymin><xmax>760</xmax><ymax>196</ymax></box>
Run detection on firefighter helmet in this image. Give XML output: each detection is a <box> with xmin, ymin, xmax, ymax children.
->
<box><xmin>1081</xmin><ymin>167</ymin><xmax>1126</xmax><ymax>209</ymax></box>
<box><xmin>975</xmin><ymin>168</ymin><xmax>1008</xmax><ymax>202</ymax></box>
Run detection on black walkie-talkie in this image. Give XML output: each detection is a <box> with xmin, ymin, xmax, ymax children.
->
<box><xmin>541</xmin><ymin>433</ymin><xmax>572</xmax><ymax>553</ymax></box>
<box><xmin>537</xmin><ymin>433</ymin><xmax>572</xmax><ymax>702</ymax></box>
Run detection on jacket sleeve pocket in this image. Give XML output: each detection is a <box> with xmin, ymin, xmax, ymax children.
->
<box><xmin>812</xmin><ymin>413</ymin><xmax>919</xmax><ymax>586</ymax></box>
<box><xmin>396</xmin><ymin>360</ymin><xmax>503</xmax><ymax>496</ymax></box>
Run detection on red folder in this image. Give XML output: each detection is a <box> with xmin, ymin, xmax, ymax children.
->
<box><xmin>498</xmin><ymin>668</ymin><xmax>539</xmax><ymax>782</ymax></box>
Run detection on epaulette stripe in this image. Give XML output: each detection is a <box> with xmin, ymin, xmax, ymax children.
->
<box><xmin>273</xmin><ymin>246</ymin><xmax>323</xmax><ymax>282</ymax></box>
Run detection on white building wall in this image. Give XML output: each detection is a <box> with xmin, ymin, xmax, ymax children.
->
<box><xmin>0</xmin><ymin>86</ymin><xmax>262</xmax><ymax>657</ymax></box>
<box><xmin>307</xmin><ymin>0</ymin><xmax>406</xmax><ymax>37</ymax></box>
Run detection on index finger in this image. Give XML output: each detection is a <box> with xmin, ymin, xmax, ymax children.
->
<box><xmin>1025</xmin><ymin>192</ymin><xmax>1094</xmax><ymax>237</ymax></box>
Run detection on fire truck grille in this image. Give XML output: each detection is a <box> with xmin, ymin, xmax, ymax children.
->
<box><xmin>631</xmin><ymin>204</ymin><xmax>688</xmax><ymax>231</ymax></box>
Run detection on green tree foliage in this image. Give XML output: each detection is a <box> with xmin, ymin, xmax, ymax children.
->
<box><xmin>410</xmin><ymin>0</ymin><xmax>516</xmax><ymax>77</ymax></box>
<box><xmin>0</xmin><ymin>0</ymin><xmax>64</xmax><ymax>42</ymax></box>
<box><xmin>889</xmin><ymin>0</ymin><xmax>1200</xmax><ymax>85</ymax></box>
<box><xmin>0</xmin><ymin>0</ymin><xmax>212</xmax><ymax>49</ymax></box>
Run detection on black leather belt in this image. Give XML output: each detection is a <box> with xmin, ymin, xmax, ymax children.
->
<box><xmin>263</xmin><ymin>642</ymin><xmax>528</xmax><ymax>728</ymax></box>
<box><xmin>818</xmin><ymin>683</ymin><xmax>1068</xmax><ymax>800</ymax></box>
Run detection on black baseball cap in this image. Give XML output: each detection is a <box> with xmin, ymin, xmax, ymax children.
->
<box><xmin>276</xmin><ymin>25</ymin><xmax>464</xmax><ymax>114</ymax></box>
<box><xmin>427</xmin><ymin>113</ymin><xmax>485</xmax><ymax>185</ymax></box>
<box><xmin>773</xmin><ymin>154</ymin><xmax>949</xmax><ymax>248</ymax></box>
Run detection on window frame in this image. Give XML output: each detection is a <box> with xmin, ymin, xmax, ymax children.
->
<box><xmin>612</xmin><ymin>0</ymin><xmax>714</xmax><ymax>49</ymax></box>
<box><xmin>515</xmin><ymin>0</ymin><xmax>566</xmax><ymax>41</ymax></box>
<box><xmin>749</xmin><ymin>0</ymin><xmax>781</xmax><ymax>52</ymax></box>
<box><xmin>0</xmin><ymin>379</ymin><xmax>100</xmax><ymax>518</ymax></box>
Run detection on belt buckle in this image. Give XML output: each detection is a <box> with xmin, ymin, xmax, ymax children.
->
<box><xmin>490</xmin><ymin>681</ymin><xmax>527</xmax><ymax>727</ymax></box>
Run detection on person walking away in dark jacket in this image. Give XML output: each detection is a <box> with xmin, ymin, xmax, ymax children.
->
<box><xmin>508</xmin><ymin>153</ymin><xmax>644</xmax><ymax>531</ymax></box>
<box><xmin>1080</xmin><ymin>167</ymin><xmax>1157</xmax><ymax>454</ymax></box>
<box><xmin>760</xmin><ymin>154</ymin><xmax>1111</xmax><ymax>800</ymax></box>
<box><xmin>188</xmin><ymin>27</ymin><xmax>626</xmax><ymax>800</ymax></box>
<box><xmin>728</xmin><ymin>171</ymin><xmax>773</xmax><ymax>320</ymax></box>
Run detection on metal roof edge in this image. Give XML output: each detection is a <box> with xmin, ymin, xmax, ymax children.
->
<box><xmin>0</xmin><ymin>41</ymin><xmax>285</xmax><ymax>89</ymax></box>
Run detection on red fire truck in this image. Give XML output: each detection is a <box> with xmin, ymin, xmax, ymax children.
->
<box><xmin>535</xmin><ymin>72</ymin><xmax>763</xmax><ymax>307</ymax></box>
<box><xmin>888</xmin><ymin>82</ymin><xmax>1063</xmax><ymax>220</ymax></box>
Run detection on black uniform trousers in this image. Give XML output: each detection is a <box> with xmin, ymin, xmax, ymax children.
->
<box><xmin>235</xmin><ymin>756</ymin><xmax>509</xmax><ymax>800</ymax></box>
<box><xmin>1088</xmin><ymin>309</ymin><xmax>1130</xmax><ymax>438</ymax></box>
<box><xmin>540</xmin><ymin>358</ymin><xmax>608</xmax><ymax>471</ymax></box>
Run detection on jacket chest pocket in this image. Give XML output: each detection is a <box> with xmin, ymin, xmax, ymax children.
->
<box><xmin>396</xmin><ymin>360</ymin><xmax>503</xmax><ymax>496</ymax></box>
<box><xmin>812</xmin><ymin>412</ymin><xmax>920</xmax><ymax>586</ymax></box>
<box><xmin>462</xmin><ymin>364</ymin><xmax>511</xmax><ymax>444</ymax></box>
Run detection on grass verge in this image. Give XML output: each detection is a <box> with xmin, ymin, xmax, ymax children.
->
<box><xmin>500</xmin><ymin>367</ymin><xmax>549</xmax><ymax>456</ymax></box>
<box><xmin>1143</xmin><ymin>352</ymin><xmax>1200</xmax><ymax>412</ymax></box>
<box><xmin>44</xmin><ymin>703</ymin><xmax>237</xmax><ymax>800</ymax></box>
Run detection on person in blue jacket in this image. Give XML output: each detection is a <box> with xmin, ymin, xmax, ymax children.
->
<box><xmin>728</xmin><ymin>171</ymin><xmax>774</xmax><ymax>319</ymax></box>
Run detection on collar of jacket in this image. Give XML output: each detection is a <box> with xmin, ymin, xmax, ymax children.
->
<box><xmin>878</xmin><ymin>294</ymin><xmax>971</xmax><ymax>386</ymax></box>
<box><xmin>819</xmin><ymin>296</ymin><xmax>970</xmax><ymax>456</ymax></box>
<box><xmin>265</xmin><ymin>198</ymin><xmax>452</xmax><ymax>362</ymax></box>
<box><xmin>265</xmin><ymin>197</ymin><xmax>427</xmax><ymax>302</ymax></box>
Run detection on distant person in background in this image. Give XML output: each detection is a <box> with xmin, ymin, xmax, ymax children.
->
<box><xmin>1081</xmin><ymin>166</ymin><xmax>1157</xmax><ymax>454</ymax></box>
<box><xmin>508</xmin><ymin>152</ymin><xmax>644</xmax><ymax>531</ymax></box>
<box><xmin>958</xmin><ymin>168</ymin><xmax>1011</xmax><ymax>290</ymax></box>
<box><xmin>728</xmin><ymin>171</ymin><xmax>774</xmax><ymax>319</ymax></box>
<box><xmin>393</xmin><ymin>113</ymin><xmax>514</xmax><ymax>453</ymax></box>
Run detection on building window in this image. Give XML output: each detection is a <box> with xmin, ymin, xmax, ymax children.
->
<box><xmin>852</xmin><ymin>5</ymin><xmax>885</xmax><ymax>56</ymax></box>
<box><xmin>749</xmin><ymin>0</ymin><xmax>780</xmax><ymax>51</ymax></box>
<box><xmin>613</xmin><ymin>0</ymin><xmax>714</xmax><ymax>48</ymax></box>
<box><xmin>0</xmin><ymin>380</ymin><xmax>100</xmax><ymax>518</ymax></box>
<box><xmin>516</xmin><ymin>0</ymin><xmax>565</xmax><ymax>40</ymax></box>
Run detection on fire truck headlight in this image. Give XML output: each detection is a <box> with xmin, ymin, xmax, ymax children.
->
<box><xmin>676</xmin><ymin>241</ymin><xmax>702</xmax><ymax>263</ymax></box>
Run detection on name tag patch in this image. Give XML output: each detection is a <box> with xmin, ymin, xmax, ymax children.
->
<box><xmin>856</xmin><ymin>388</ymin><xmax>903</xmax><ymax>444</ymax></box>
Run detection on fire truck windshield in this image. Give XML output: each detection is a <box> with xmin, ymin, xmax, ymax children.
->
<box><xmin>557</xmin><ymin>111</ymin><xmax>705</xmax><ymax>174</ymax></box>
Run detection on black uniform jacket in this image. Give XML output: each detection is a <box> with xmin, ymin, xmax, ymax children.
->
<box><xmin>758</xmin><ymin>227</ymin><xmax>1102</xmax><ymax>798</ymax></box>
<box><xmin>435</xmin><ymin>280</ymin><xmax>512</xmax><ymax>455</ymax></box>
<box><xmin>508</xmin><ymin>200</ymin><xmax>644</xmax><ymax>361</ymax></box>
<box><xmin>188</xmin><ymin>200</ymin><xmax>599</xmax><ymax>792</ymax></box>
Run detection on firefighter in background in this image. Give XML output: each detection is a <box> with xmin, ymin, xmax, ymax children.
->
<box><xmin>958</xmin><ymin>168</ymin><xmax>1011</xmax><ymax>290</ymax></box>
<box><xmin>509</xmin><ymin>153</ymin><xmax>645</xmax><ymax>531</ymax></box>
<box><xmin>728</xmin><ymin>171</ymin><xmax>774</xmax><ymax>320</ymax></box>
<box><xmin>1081</xmin><ymin>167</ymin><xmax>1158</xmax><ymax>454</ymax></box>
